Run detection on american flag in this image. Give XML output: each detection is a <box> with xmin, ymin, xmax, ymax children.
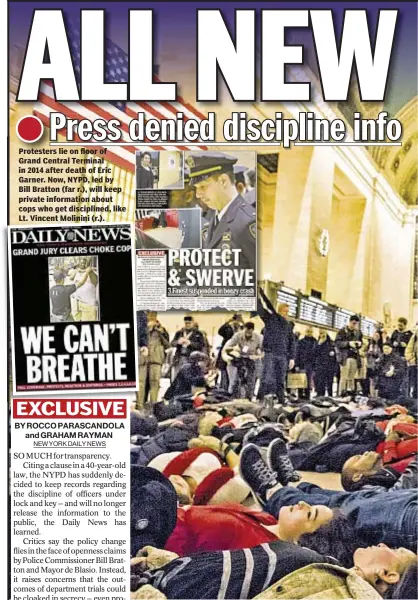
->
<box><xmin>33</xmin><ymin>18</ymin><xmax>208</xmax><ymax>173</ymax></box>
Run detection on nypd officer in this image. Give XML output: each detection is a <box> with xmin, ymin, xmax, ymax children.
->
<box><xmin>187</xmin><ymin>152</ymin><xmax>256</xmax><ymax>271</ymax></box>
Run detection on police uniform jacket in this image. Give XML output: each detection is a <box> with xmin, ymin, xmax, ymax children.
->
<box><xmin>202</xmin><ymin>195</ymin><xmax>256</xmax><ymax>271</ymax></box>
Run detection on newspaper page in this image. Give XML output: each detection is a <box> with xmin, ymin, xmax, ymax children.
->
<box><xmin>5</xmin><ymin>3</ymin><xmax>418</xmax><ymax>600</ymax></box>
<box><xmin>135</xmin><ymin>150</ymin><xmax>257</xmax><ymax>311</ymax></box>
<box><xmin>9</xmin><ymin>224</ymin><xmax>138</xmax><ymax>393</ymax></box>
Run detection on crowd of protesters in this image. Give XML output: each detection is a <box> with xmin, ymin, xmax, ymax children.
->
<box><xmin>136</xmin><ymin>302</ymin><xmax>417</xmax><ymax>411</ymax></box>
<box><xmin>130</xmin><ymin>293</ymin><xmax>417</xmax><ymax>600</ymax></box>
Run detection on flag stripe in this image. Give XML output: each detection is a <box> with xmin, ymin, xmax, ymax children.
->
<box><xmin>33</xmin><ymin>31</ymin><xmax>208</xmax><ymax>171</ymax></box>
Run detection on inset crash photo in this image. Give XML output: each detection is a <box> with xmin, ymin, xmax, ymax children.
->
<box><xmin>135</xmin><ymin>208</ymin><xmax>201</xmax><ymax>250</ymax></box>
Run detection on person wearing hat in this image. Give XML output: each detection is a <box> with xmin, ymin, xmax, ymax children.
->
<box><xmin>186</xmin><ymin>152</ymin><xmax>256</xmax><ymax>272</ymax></box>
<box><xmin>376</xmin><ymin>341</ymin><xmax>407</xmax><ymax>401</ymax></box>
<box><xmin>244</xmin><ymin>168</ymin><xmax>256</xmax><ymax>207</ymax></box>
<box><xmin>233</xmin><ymin>164</ymin><xmax>247</xmax><ymax>196</ymax></box>
<box><xmin>131</xmin><ymin>465</ymin><xmax>178</xmax><ymax>557</ymax></box>
<box><xmin>49</xmin><ymin>265</ymin><xmax>92</xmax><ymax>322</ymax></box>
<box><xmin>170</xmin><ymin>316</ymin><xmax>206</xmax><ymax>379</ymax></box>
<box><xmin>148</xmin><ymin>446</ymin><xmax>250</xmax><ymax>506</ymax></box>
<box><xmin>164</xmin><ymin>351</ymin><xmax>212</xmax><ymax>401</ymax></box>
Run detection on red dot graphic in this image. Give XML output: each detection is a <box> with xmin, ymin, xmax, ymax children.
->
<box><xmin>16</xmin><ymin>115</ymin><xmax>44</xmax><ymax>143</ymax></box>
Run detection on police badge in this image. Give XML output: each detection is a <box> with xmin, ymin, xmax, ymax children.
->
<box><xmin>186</xmin><ymin>155</ymin><xmax>195</xmax><ymax>169</ymax></box>
<box><xmin>221</xmin><ymin>231</ymin><xmax>231</xmax><ymax>251</ymax></box>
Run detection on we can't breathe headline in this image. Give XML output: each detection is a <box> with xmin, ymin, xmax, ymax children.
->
<box><xmin>20</xmin><ymin>324</ymin><xmax>132</xmax><ymax>385</ymax></box>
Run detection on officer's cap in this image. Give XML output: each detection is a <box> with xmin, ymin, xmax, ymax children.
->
<box><xmin>186</xmin><ymin>152</ymin><xmax>238</xmax><ymax>184</ymax></box>
<box><xmin>234</xmin><ymin>165</ymin><xmax>247</xmax><ymax>185</ymax></box>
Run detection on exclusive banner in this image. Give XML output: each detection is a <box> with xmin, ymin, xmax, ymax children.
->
<box><xmin>9</xmin><ymin>223</ymin><xmax>138</xmax><ymax>393</ymax></box>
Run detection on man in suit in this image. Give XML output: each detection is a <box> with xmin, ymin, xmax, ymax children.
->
<box><xmin>186</xmin><ymin>152</ymin><xmax>256</xmax><ymax>272</ymax></box>
<box><xmin>244</xmin><ymin>168</ymin><xmax>256</xmax><ymax>206</ymax></box>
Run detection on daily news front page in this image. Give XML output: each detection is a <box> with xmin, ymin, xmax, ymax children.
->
<box><xmin>6</xmin><ymin>3</ymin><xmax>418</xmax><ymax>600</ymax></box>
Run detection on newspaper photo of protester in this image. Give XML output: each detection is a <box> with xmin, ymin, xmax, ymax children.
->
<box><xmin>48</xmin><ymin>256</ymin><xmax>100</xmax><ymax>322</ymax></box>
<box><xmin>135</xmin><ymin>208</ymin><xmax>201</xmax><ymax>250</ymax></box>
<box><xmin>8</xmin><ymin>224</ymin><xmax>138</xmax><ymax>393</ymax></box>
<box><xmin>136</xmin><ymin>150</ymin><xmax>184</xmax><ymax>190</ymax></box>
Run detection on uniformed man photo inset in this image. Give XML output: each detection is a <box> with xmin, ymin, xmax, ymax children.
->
<box><xmin>186</xmin><ymin>151</ymin><xmax>256</xmax><ymax>273</ymax></box>
<box><xmin>135</xmin><ymin>150</ymin><xmax>185</xmax><ymax>190</ymax></box>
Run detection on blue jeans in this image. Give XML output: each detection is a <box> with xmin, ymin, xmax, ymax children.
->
<box><xmin>261</xmin><ymin>353</ymin><xmax>288</xmax><ymax>401</ymax></box>
<box><xmin>266</xmin><ymin>482</ymin><xmax>417</xmax><ymax>550</ymax></box>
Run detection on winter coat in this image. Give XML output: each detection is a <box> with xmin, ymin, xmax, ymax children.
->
<box><xmin>289</xmin><ymin>421</ymin><xmax>323</xmax><ymax>445</ymax></box>
<box><xmin>366</xmin><ymin>341</ymin><xmax>382</xmax><ymax>371</ymax></box>
<box><xmin>146</xmin><ymin>324</ymin><xmax>170</xmax><ymax>365</ymax></box>
<box><xmin>295</xmin><ymin>419</ymin><xmax>385</xmax><ymax>472</ymax></box>
<box><xmin>258</xmin><ymin>300</ymin><xmax>295</xmax><ymax>359</ymax></box>
<box><xmin>130</xmin><ymin>411</ymin><xmax>158</xmax><ymax>437</ymax></box>
<box><xmin>405</xmin><ymin>333</ymin><xmax>417</xmax><ymax>366</ymax></box>
<box><xmin>137</xmin><ymin>310</ymin><xmax>148</xmax><ymax>348</ymax></box>
<box><xmin>335</xmin><ymin>327</ymin><xmax>363</xmax><ymax>365</ymax></box>
<box><xmin>165</xmin><ymin>505</ymin><xmax>277</xmax><ymax>556</ymax></box>
<box><xmin>164</xmin><ymin>363</ymin><xmax>207</xmax><ymax>400</ymax></box>
<box><xmin>130</xmin><ymin>426</ymin><xmax>194</xmax><ymax>466</ymax></box>
<box><xmin>391</xmin><ymin>329</ymin><xmax>413</xmax><ymax>357</ymax></box>
<box><xmin>376</xmin><ymin>353</ymin><xmax>407</xmax><ymax>391</ymax></box>
<box><xmin>296</xmin><ymin>336</ymin><xmax>317</xmax><ymax>370</ymax></box>
<box><xmin>171</xmin><ymin>328</ymin><xmax>206</xmax><ymax>363</ymax></box>
<box><xmin>314</xmin><ymin>336</ymin><xmax>337</xmax><ymax>372</ymax></box>
<box><xmin>254</xmin><ymin>563</ymin><xmax>381</xmax><ymax>600</ymax></box>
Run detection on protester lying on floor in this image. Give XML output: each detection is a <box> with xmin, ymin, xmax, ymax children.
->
<box><xmin>165</xmin><ymin>503</ymin><xmax>354</xmax><ymax>564</ymax></box>
<box><xmin>131</xmin><ymin>464</ymin><xmax>351</xmax><ymax>562</ymax></box>
<box><xmin>288</xmin><ymin>410</ymin><xmax>417</xmax><ymax>473</ymax></box>
<box><xmin>255</xmin><ymin>548</ymin><xmax>418</xmax><ymax>600</ymax></box>
<box><xmin>131</xmin><ymin>541</ymin><xmax>416</xmax><ymax>600</ymax></box>
<box><xmin>130</xmin><ymin>410</ymin><xmax>225</xmax><ymax>466</ymax></box>
<box><xmin>239</xmin><ymin>444</ymin><xmax>417</xmax><ymax>551</ymax></box>
<box><xmin>342</xmin><ymin>452</ymin><xmax>417</xmax><ymax>491</ymax></box>
<box><xmin>148</xmin><ymin>447</ymin><xmax>250</xmax><ymax>505</ymax></box>
<box><xmin>289</xmin><ymin>415</ymin><xmax>386</xmax><ymax>472</ymax></box>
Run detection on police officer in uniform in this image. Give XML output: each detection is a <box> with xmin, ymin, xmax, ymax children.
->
<box><xmin>186</xmin><ymin>152</ymin><xmax>256</xmax><ymax>272</ymax></box>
